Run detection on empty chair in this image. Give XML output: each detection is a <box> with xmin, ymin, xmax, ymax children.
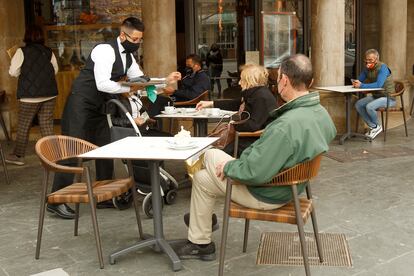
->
<box><xmin>34</xmin><ymin>135</ymin><xmax>143</xmax><ymax>268</ymax></box>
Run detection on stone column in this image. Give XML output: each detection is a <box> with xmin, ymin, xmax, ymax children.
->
<box><xmin>311</xmin><ymin>0</ymin><xmax>346</xmax><ymax>133</ymax></box>
<box><xmin>0</xmin><ymin>0</ymin><xmax>25</xmax><ymax>139</ymax></box>
<box><xmin>141</xmin><ymin>0</ymin><xmax>177</xmax><ymax>77</ymax></box>
<box><xmin>379</xmin><ymin>0</ymin><xmax>407</xmax><ymax>80</ymax></box>
<box><xmin>379</xmin><ymin>0</ymin><xmax>410</xmax><ymax>129</ymax></box>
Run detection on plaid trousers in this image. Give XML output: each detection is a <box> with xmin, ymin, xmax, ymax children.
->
<box><xmin>13</xmin><ymin>98</ymin><xmax>56</xmax><ymax>157</ymax></box>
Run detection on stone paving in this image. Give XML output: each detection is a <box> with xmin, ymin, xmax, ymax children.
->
<box><xmin>1</xmin><ymin>120</ymin><xmax>414</xmax><ymax>276</ymax></box>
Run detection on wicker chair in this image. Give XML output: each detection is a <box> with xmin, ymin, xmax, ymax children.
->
<box><xmin>173</xmin><ymin>90</ymin><xmax>210</xmax><ymax>107</ymax></box>
<box><xmin>219</xmin><ymin>154</ymin><xmax>324</xmax><ymax>276</ymax></box>
<box><xmin>34</xmin><ymin>135</ymin><xmax>143</xmax><ymax>269</ymax></box>
<box><xmin>377</xmin><ymin>81</ymin><xmax>408</xmax><ymax>141</ymax></box>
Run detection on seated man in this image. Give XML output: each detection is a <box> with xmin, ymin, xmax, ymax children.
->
<box><xmin>177</xmin><ymin>54</ymin><xmax>337</xmax><ymax>261</ymax></box>
<box><xmin>353</xmin><ymin>49</ymin><xmax>395</xmax><ymax>139</ymax></box>
<box><xmin>164</xmin><ymin>54</ymin><xmax>210</xmax><ymax>102</ymax></box>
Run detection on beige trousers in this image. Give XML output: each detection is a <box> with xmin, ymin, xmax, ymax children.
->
<box><xmin>188</xmin><ymin>149</ymin><xmax>284</xmax><ymax>244</ymax></box>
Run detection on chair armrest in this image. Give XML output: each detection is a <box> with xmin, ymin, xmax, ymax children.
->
<box><xmin>236</xmin><ymin>129</ymin><xmax>264</xmax><ymax>138</ymax></box>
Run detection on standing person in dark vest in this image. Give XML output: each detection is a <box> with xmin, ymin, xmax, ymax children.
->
<box><xmin>6</xmin><ymin>25</ymin><xmax>58</xmax><ymax>166</ymax></box>
<box><xmin>48</xmin><ymin>17</ymin><xmax>181</xmax><ymax>219</ymax></box>
<box><xmin>353</xmin><ymin>49</ymin><xmax>395</xmax><ymax>140</ymax></box>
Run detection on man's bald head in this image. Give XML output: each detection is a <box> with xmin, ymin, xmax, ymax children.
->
<box><xmin>279</xmin><ymin>54</ymin><xmax>313</xmax><ymax>90</ymax></box>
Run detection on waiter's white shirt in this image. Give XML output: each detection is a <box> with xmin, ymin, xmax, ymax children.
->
<box><xmin>91</xmin><ymin>37</ymin><xmax>144</xmax><ymax>94</ymax></box>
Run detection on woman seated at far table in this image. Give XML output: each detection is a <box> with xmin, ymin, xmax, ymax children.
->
<box><xmin>196</xmin><ymin>63</ymin><xmax>276</xmax><ymax>156</ymax></box>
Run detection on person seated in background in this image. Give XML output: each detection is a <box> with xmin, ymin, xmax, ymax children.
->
<box><xmin>164</xmin><ymin>54</ymin><xmax>210</xmax><ymax>102</ymax></box>
<box><xmin>196</xmin><ymin>63</ymin><xmax>276</xmax><ymax>157</ymax></box>
<box><xmin>353</xmin><ymin>48</ymin><xmax>395</xmax><ymax>140</ymax></box>
<box><xmin>176</xmin><ymin>54</ymin><xmax>337</xmax><ymax>261</ymax></box>
<box><xmin>108</xmin><ymin>91</ymin><xmax>171</xmax><ymax>137</ymax></box>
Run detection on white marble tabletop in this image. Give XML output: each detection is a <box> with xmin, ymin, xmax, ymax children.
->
<box><xmin>315</xmin><ymin>85</ymin><xmax>384</xmax><ymax>93</ymax></box>
<box><xmin>79</xmin><ymin>136</ymin><xmax>218</xmax><ymax>161</ymax></box>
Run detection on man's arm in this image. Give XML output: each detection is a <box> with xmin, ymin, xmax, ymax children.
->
<box><xmin>9</xmin><ymin>48</ymin><xmax>23</xmax><ymax>77</ymax></box>
<box><xmin>223</xmin><ymin>126</ymin><xmax>294</xmax><ymax>185</ymax></box>
<box><xmin>357</xmin><ymin>69</ymin><xmax>367</xmax><ymax>83</ymax></box>
<box><xmin>91</xmin><ymin>44</ymin><xmax>130</xmax><ymax>94</ymax></box>
<box><xmin>360</xmin><ymin>64</ymin><xmax>389</xmax><ymax>89</ymax></box>
<box><xmin>173</xmin><ymin>72</ymin><xmax>210</xmax><ymax>100</ymax></box>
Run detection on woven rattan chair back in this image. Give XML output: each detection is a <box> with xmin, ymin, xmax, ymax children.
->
<box><xmin>35</xmin><ymin>135</ymin><xmax>97</xmax><ymax>173</ymax></box>
<box><xmin>173</xmin><ymin>90</ymin><xmax>210</xmax><ymax>107</ymax></box>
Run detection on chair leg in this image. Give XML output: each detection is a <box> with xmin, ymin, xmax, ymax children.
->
<box><xmin>74</xmin><ymin>203</ymin><xmax>80</xmax><ymax>236</ymax></box>
<box><xmin>0</xmin><ymin>143</ymin><xmax>10</xmax><ymax>185</ymax></box>
<box><xmin>355</xmin><ymin>113</ymin><xmax>360</xmax><ymax>133</ymax></box>
<box><xmin>35</xmin><ymin>170</ymin><xmax>49</xmax><ymax>259</ymax></box>
<box><xmin>242</xmin><ymin>219</ymin><xmax>250</xmax><ymax>253</ymax></box>
<box><xmin>89</xmin><ymin>198</ymin><xmax>104</xmax><ymax>269</ymax></box>
<box><xmin>0</xmin><ymin>111</ymin><xmax>10</xmax><ymax>141</ymax></box>
<box><xmin>126</xmin><ymin>161</ymin><xmax>144</xmax><ymax>239</ymax></box>
<box><xmin>402</xmin><ymin>109</ymin><xmax>408</xmax><ymax>137</ymax></box>
<box><xmin>292</xmin><ymin>186</ymin><xmax>311</xmax><ymax>276</ymax></box>
<box><xmin>381</xmin><ymin>111</ymin><xmax>385</xmax><ymax>142</ymax></box>
<box><xmin>85</xmin><ymin>169</ymin><xmax>104</xmax><ymax>269</ymax></box>
<box><xmin>310</xmin><ymin>209</ymin><xmax>324</xmax><ymax>263</ymax></box>
<box><xmin>384</xmin><ymin>109</ymin><xmax>389</xmax><ymax>142</ymax></box>
<box><xmin>131</xmin><ymin>183</ymin><xmax>144</xmax><ymax>239</ymax></box>
<box><xmin>219</xmin><ymin>181</ymin><xmax>233</xmax><ymax>276</ymax></box>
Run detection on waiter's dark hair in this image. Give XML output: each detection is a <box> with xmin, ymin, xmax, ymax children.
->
<box><xmin>279</xmin><ymin>54</ymin><xmax>313</xmax><ymax>89</ymax></box>
<box><xmin>186</xmin><ymin>54</ymin><xmax>202</xmax><ymax>66</ymax></box>
<box><xmin>23</xmin><ymin>25</ymin><xmax>45</xmax><ymax>45</ymax></box>
<box><xmin>122</xmin><ymin>17</ymin><xmax>145</xmax><ymax>32</ymax></box>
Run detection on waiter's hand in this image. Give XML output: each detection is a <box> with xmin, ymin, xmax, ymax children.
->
<box><xmin>163</xmin><ymin>86</ymin><xmax>175</xmax><ymax>95</ymax></box>
<box><xmin>352</xmin><ymin>80</ymin><xmax>362</xmax><ymax>88</ymax></box>
<box><xmin>166</xmin><ymin>72</ymin><xmax>181</xmax><ymax>84</ymax></box>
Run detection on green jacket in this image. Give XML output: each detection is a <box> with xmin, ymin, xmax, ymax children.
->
<box><xmin>223</xmin><ymin>92</ymin><xmax>337</xmax><ymax>204</ymax></box>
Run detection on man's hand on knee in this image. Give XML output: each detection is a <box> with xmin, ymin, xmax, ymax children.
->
<box><xmin>215</xmin><ymin>160</ymin><xmax>228</xmax><ymax>180</ymax></box>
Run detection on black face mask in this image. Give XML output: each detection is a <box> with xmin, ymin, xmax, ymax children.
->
<box><xmin>121</xmin><ymin>39</ymin><xmax>140</xmax><ymax>53</ymax></box>
<box><xmin>185</xmin><ymin>66</ymin><xmax>193</xmax><ymax>75</ymax></box>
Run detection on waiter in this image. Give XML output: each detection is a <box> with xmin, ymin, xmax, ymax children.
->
<box><xmin>48</xmin><ymin>17</ymin><xmax>181</xmax><ymax>219</ymax></box>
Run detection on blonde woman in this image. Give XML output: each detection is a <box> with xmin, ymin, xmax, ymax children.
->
<box><xmin>196</xmin><ymin>63</ymin><xmax>276</xmax><ymax>156</ymax></box>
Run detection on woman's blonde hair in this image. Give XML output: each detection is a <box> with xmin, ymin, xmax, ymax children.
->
<box><xmin>239</xmin><ymin>63</ymin><xmax>269</xmax><ymax>90</ymax></box>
